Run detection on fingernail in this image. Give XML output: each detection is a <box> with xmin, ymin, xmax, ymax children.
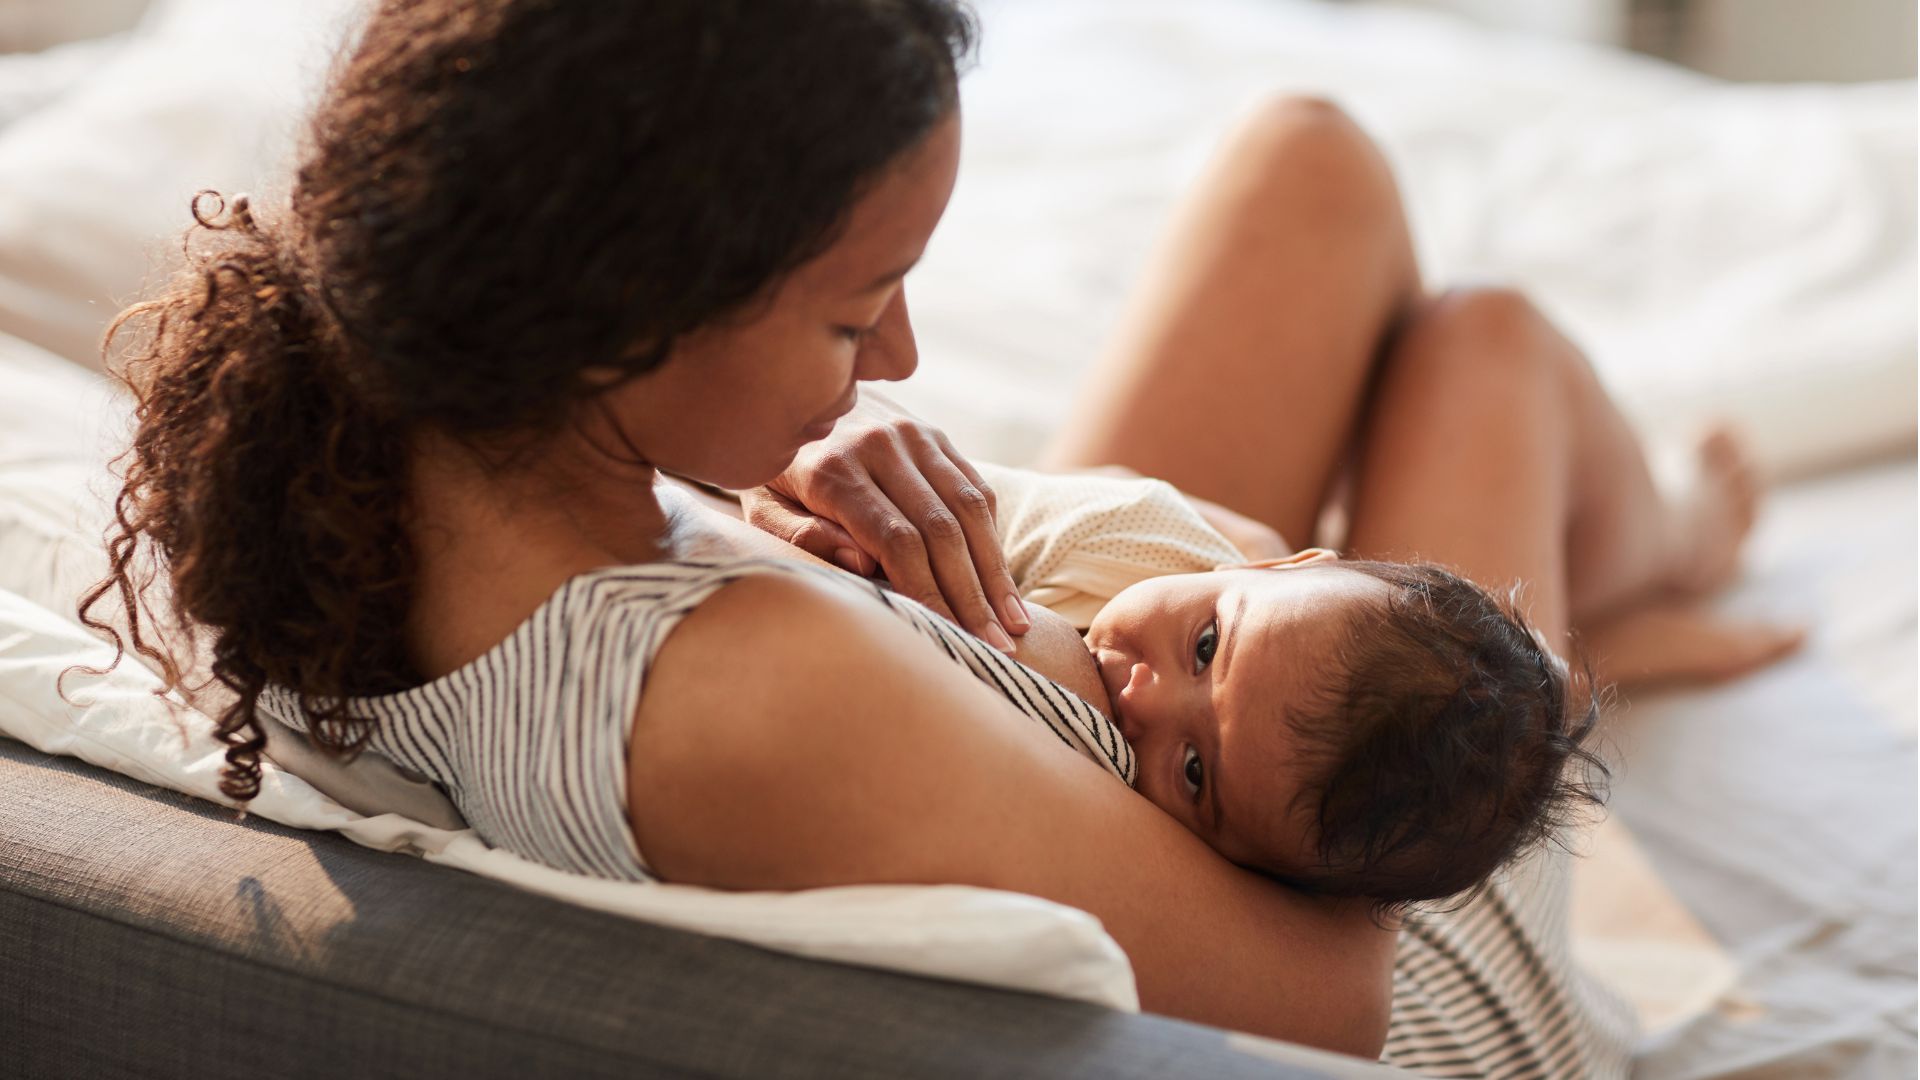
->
<box><xmin>1001</xmin><ymin>593</ymin><xmax>1031</xmax><ymax>633</ymax></box>
<box><xmin>832</xmin><ymin>548</ymin><xmax>864</xmax><ymax>574</ymax></box>
<box><xmin>984</xmin><ymin>621</ymin><xmax>1017</xmax><ymax>655</ymax></box>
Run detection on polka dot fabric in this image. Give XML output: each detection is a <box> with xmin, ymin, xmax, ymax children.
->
<box><xmin>974</xmin><ymin>462</ymin><xmax>1247</xmax><ymax>629</ymax></box>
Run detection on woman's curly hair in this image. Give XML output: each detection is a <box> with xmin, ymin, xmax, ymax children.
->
<box><xmin>79</xmin><ymin>0</ymin><xmax>977</xmax><ymax>804</ymax></box>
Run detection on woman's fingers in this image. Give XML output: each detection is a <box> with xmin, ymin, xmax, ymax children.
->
<box><xmin>852</xmin><ymin>449</ymin><xmax>1014</xmax><ymax>652</ymax></box>
<box><xmin>930</xmin><ymin>434</ymin><xmax>1029</xmax><ymax>635</ymax></box>
<box><xmin>739</xmin><ymin>387</ymin><xmax>1024</xmax><ymax>652</ymax></box>
<box><xmin>740</xmin><ymin>487</ymin><xmax>879</xmax><ymax>575</ymax></box>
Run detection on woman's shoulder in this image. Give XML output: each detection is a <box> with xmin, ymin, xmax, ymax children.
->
<box><xmin>551</xmin><ymin>556</ymin><xmax>877</xmax><ymax>628</ymax></box>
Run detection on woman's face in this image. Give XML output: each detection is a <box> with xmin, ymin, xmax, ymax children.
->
<box><xmin>594</xmin><ymin>111</ymin><xmax>964</xmax><ymax>489</ymax></box>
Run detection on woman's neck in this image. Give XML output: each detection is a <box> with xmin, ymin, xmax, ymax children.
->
<box><xmin>404</xmin><ymin>428</ymin><xmax>674</xmax><ymax>679</ymax></box>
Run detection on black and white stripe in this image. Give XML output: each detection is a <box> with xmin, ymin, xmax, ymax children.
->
<box><xmin>1381</xmin><ymin>848</ymin><xmax>1636</xmax><ymax>1078</ymax></box>
<box><xmin>258</xmin><ymin>558</ymin><xmax>1132</xmax><ymax>883</ymax></box>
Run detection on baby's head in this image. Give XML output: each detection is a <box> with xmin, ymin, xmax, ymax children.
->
<box><xmin>1086</xmin><ymin>551</ymin><xmax>1605</xmax><ymax>909</ymax></box>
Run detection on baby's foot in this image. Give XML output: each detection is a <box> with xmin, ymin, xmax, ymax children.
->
<box><xmin>1583</xmin><ymin>601</ymin><xmax>1805</xmax><ymax>689</ymax></box>
<box><xmin>1661</xmin><ymin>426</ymin><xmax>1761</xmax><ymax>597</ymax></box>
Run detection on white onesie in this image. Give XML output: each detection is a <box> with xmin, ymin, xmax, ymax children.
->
<box><xmin>976</xmin><ymin>461</ymin><xmax>1246</xmax><ymax>630</ymax></box>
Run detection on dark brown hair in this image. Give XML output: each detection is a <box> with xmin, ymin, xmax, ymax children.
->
<box><xmin>1260</xmin><ymin>561</ymin><xmax>1608</xmax><ymax>914</ymax></box>
<box><xmin>80</xmin><ymin>0</ymin><xmax>977</xmax><ymax>803</ymax></box>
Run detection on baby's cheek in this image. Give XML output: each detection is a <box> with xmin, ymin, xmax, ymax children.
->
<box><xmin>1131</xmin><ymin>778</ymin><xmax>1202</xmax><ymax>839</ymax></box>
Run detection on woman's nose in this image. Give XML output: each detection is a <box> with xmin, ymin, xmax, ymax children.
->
<box><xmin>854</xmin><ymin>289</ymin><xmax>919</xmax><ymax>383</ymax></box>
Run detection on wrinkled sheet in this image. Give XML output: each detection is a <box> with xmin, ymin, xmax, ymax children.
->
<box><xmin>1570</xmin><ymin>459</ymin><xmax>1917</xmax><ymax>1078</ymax></box>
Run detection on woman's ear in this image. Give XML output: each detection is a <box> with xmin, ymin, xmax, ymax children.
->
<box><xmin>1218</xmin><ymin>547</ymin><xmax>1340</xmax><ymax>572</ymax></box>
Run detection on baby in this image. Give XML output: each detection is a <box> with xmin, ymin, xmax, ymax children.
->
<box><xmin>975</xmin><ymin>462</ymin><xmax>1603</xmax><ymax>908</ymax></box>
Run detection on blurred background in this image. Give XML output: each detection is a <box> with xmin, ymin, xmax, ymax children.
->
<box><xmin>1400</xmin><ymin>0</ymin><xmax>1916</xmax><ymax>82</ymax></box>
<box><xmin>5</xmin><ymin>0</ymin><xmax>1913</xmax><ymax>77</ymax></box>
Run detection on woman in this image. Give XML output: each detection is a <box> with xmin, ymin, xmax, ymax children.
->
<box><xmin>86</xmin><ymin>0</ymin><xmax>1793</xmax><ymax>1068</ymax></box>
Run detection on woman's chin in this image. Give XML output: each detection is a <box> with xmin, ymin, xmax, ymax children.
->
<box><xmin>676</xmin><ymin>449</ymin><xmax>801</xmax><ymax>493</ymax></box>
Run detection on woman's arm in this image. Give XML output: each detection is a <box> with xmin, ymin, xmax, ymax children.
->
<box><xmin>626</xmin><ymin>572</ymin><xmax>1395</xmax><ymax>1057</ymax></box>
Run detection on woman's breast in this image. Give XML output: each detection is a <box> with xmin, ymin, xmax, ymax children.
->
<box><xmin>1004</xmin><ymin>604</ymin><xmax>1115</xmax><ymax>723</ymax></box>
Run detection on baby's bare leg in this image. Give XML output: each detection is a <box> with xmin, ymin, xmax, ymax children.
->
<box><xmin>1043</xmin><ymin>96</ymin><xmax>1419</xmax><ymax>548</ymax></box>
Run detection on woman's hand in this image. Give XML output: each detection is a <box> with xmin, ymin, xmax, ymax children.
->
<box><xmin>739</xmin><ymin>389</ymin><xmax>1031</xmax><ymax>651</ymax></box>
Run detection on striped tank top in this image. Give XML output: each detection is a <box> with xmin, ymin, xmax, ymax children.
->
<box><xmin>259</xmin><ymin>551</ymin><xmax>1631</xmax><ymax>1077</ymax></box>
<box><xmin>256</xmin><ymin>557</ymin><xmax>1133</xmax><ymax>881</ymax></box>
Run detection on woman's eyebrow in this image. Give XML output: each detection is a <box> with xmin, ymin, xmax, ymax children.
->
<box><xmin>858</xmin><ymin>258</ymin><xmax>920</xmax><ymax>293</ymax></box>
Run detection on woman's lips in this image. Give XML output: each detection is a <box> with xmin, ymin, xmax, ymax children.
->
<box><xmin>801</xmin><ymin>386</ymin><xmax>859</xmax><ymax>439</ymax></box>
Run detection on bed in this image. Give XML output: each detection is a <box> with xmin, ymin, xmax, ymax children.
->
<box><xmin>1</xmin><ymin>1</ymin><xmax>1912</xmax><ymax>1076</ymax></box>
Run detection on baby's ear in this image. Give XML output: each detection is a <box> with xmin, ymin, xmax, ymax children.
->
<box><xmin>1217</xmin><ymin>547</ymin><xmax>1341</xmax><ymax>572</ymax></box>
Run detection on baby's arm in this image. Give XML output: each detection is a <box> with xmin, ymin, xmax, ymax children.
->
<box><xmin>1074</xmin><ymin>465</ymin><xmax>1292</xmax><ymax>561</ymax></box>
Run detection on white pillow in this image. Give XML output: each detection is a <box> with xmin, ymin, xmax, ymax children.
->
<box><xmin>0</xmin><ymin>329</ymin><xmax>465</xmax><ymax>829</ymax></box>
<box><xmin>0</xmin><ymin>34</ymin><xmax>127</xmax><ymax>134</ymax></box>
<box><xmin>0</xmin><ymin>0</ymin><xmax>359</xmax><ymax>368</ymax></box>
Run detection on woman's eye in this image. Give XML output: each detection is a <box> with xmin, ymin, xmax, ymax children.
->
<box><xmin>1181</xmin><ymin>744</ymin><xmax>1205</xmax><ymax>798</ymax></box>
<box><xmin>1193</xmin><ymin>620</ymin><xmax>1219</xmax><ymax>673</ymax></box>
<box><xmin>836</xmin><ymin>323</ymin><xmax>877</xmax><ymax>342</ymax></box>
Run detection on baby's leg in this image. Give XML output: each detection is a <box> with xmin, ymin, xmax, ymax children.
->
<box><xmin>1042</xmin><ymin>96</ymin><xmax>1420</xmax><ymax>547</ymax></box>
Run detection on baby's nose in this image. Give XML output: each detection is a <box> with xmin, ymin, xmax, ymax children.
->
<box><xmin>1116</xmin><ymin>662</ymin><xmax>1157</xmax><ymax>733</ymax></box>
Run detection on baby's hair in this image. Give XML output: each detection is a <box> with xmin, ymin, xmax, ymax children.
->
<box><xmin>1265</xmin><ymin>560</ymin><xmax>1608</xmax><ymax>916</ymax></box>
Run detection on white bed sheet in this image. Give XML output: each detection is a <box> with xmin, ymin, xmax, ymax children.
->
<box><xmin>1571</xmin><ymin>458</ymin><xmax>1917</xmax><ymax>1079</ymax></box>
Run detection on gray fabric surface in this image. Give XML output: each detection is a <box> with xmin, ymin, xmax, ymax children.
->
<box><xmin>0</xmin><ymin>736</ymin><xmax>1376</xmax><ymax>1079</ymax></box>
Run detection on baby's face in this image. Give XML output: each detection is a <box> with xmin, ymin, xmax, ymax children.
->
<box><xmin>1084</xmin><ymin>564</ymin><xmax>1392</xmax><ymax>871</ymax></box>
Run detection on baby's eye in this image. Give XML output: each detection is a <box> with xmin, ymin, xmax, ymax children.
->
<box><xmin>1193</xmin><ymin>620</ymin><xmax>1219</xmax><ymax>673</ymax></box>
<box><xmin>1181</xmin><ymin>744</ymin><xmax>1205</xmax><ymax>799</ymax></box>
